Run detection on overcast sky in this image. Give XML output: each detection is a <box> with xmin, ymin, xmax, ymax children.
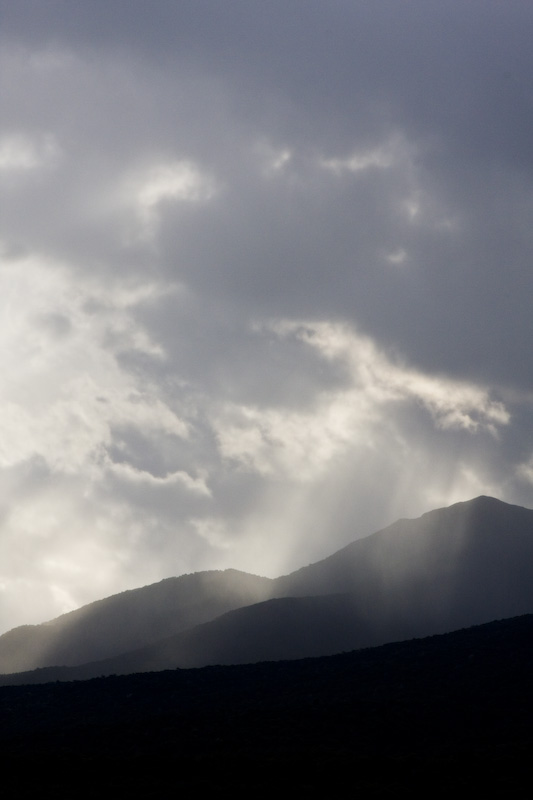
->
<box><xmin>1</xmin><ymin>0</ymin><xmax>533</xmax><ymax>632</ymax></box>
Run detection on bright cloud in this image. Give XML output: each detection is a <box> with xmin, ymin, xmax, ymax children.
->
<box><xmin>215</xmin><ymin>320</ymin><xmax>509</xmax><ymax>482</ymax></box>
<box><xmin>320</xmin><ymin>135</ymin><xmax>410</xmax><ymax>175</ymax></box>
<box><xmin>0</xmin><ymin>132</ymin><xmax>60</xmax><ymax>172</ymax></box>
<box><xmin>128</xmin><ymin>160</ymin><xmax>217</xmax><ymax>240</ymax></box>
<box><xmin>0</xmin><ymin>248</ymin><xmax>187</xmax><ymax>477</ymax></box>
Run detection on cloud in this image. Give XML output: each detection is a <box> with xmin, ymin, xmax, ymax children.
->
<box><xmin>319</xmin><ymin>136</ymin><xmax>403</xmax><ymax>175</ymax></box>
<box><xmin>0</xmin><ymin>249</ymin><xmax>185</xmax><ymax>472</ymax></box>
<box><xmin>126</xmin><ymin>160</ymin><xmax>217</xmax><ymax>242</ymax></box>
<box><xmin>214</xmin><ymin>320</ymin><xmax>510</xmax><ymax>484</ymax></box>
<box><xmin>0</xmin><ymin>1</ymin><xmax>533</xmax><ymax>629</ymax></box>
<box><xmin>0</xmin><ymin>132</ymin><xmax>60</xmax><ymax>172</ymax></box>
<box><xmin>107</xmin><ymin>460</ymin><xmax>210</xmax><ymax>496</ymax></box>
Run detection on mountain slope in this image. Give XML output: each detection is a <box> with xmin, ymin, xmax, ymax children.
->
<box><xmin>0</xmin><ymin>590</ymin><xmax>470</xmax><ymax>684</ymax></box>
<box><xmin>2</xmin><ymin>614</ymin><xmax>533</xmax><ymax>795</ymax></box>
<box><xmin>0</xmin><ymin>593</ymin><xmax>386</xmax><ymax>683</ymax></box>
<box><xmin>0</xmin><ymin>569</ymin><xmax>273</xmax><ymax>674</ymax></box>
<box><xmin>2</xmin><ymin>495</ymin><xmax>533</xmax><ymax>680</ymax></box>
<box><xmin>275</xmin><ymin>495</ymin><xmax>533</xmax><ymax>624</ymax></box>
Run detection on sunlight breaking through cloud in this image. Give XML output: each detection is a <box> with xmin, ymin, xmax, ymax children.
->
<box><xmin>129</xmin><ymin>160</ymin><xmax>217</xmax><ymax>240</ymax></box>
<box><xmin>0</xmin><ymin>249</ymin><xmax>187</xmax><ymax>478</ymax></box>
<box><xmin>1</xmin><ymin>1</ymin><xmax>533</xmax><ymax>631</ymax></box>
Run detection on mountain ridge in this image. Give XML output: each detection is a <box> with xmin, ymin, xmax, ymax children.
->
<box><xmin>2</xmin><ymin>494</ymin><xmax>533</xmax><ymax>682</ymax></box>
<box><xmin>0</xmin><ymin>568</ymin><xmax>274</xmax><ymax>673</ymax></box>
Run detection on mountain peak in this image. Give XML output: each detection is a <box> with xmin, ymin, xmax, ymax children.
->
<box><xmin>2</xmin><ymin>495</ymin><xmax>533</xmax><ymax>683</ymax></box>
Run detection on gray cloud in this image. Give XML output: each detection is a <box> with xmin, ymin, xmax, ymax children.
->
<box><xmin>0</xmin><ymin>1</ymin><xmax>532</xmax><ymax>631</ymax></box>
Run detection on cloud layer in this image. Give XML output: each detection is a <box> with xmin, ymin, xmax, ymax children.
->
<box><xmin>1</xmin><ymin>1</ymin><xmax>532</xmax><ymax>630</ymax></box>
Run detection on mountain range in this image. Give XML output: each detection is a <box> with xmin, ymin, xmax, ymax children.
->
<box><xmin>2</xmin><ymin>494</ymin><xmax>533</xmax><ymax>684</ymax></box>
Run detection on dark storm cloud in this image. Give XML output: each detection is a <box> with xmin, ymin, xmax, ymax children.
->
<box><xmin>10</xmin><ymin>0</ymin><xmax>523</xmax><ymax>390</ymax></box>
<box><xmin>1</xmin><ymin>0</ymin><xmax>532</xmax><ymax>630</ymax></box>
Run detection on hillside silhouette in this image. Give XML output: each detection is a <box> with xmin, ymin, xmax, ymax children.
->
<box><xmin>0</xmin><ymin>569</ymin><xmax>273</xmax><ymax>674</ymax></box>
<box><xmin>1</xmin><ymin>614</ymin><xmax>533</xmax><ymax>795</ymax></box>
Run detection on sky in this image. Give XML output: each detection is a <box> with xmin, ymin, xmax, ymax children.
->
<box><xmin>1</xmin><ymin>0</ymin><xmax>533</xmax><ymax>632</ymax></box>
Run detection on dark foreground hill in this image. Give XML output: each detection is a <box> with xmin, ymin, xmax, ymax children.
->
<box><xmin>2</xmin><ymin>495</ymin><xmax>533</xmax><ymax>683</ymax></box>
<box><xmin>1</xmin><ymin>614</ymin><xmax>533</xmax><ymax>796</ymax></box>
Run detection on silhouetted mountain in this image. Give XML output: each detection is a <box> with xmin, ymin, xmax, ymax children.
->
<box><xmin>275</xmin><ymin>494</ymin><xmax>533</xmax><ymax>624</ymax></box>
<box><xmin>2</xmin><ymin>614</ymin><xmax>533</xmax><ymax>794</ymax></box>
<box><xmin>0</xmin><ymin>594</ymin><xmax>390</xmax><ymax>683</ymax></box>
<box><xmin>0</xmin><ymin>569</ymin><xmax>273</xmax><ymax>673</ymax></box>
<box><xmin>2</xmin><ymin>495</ymin><xmax>533</xmax><ymax>683</ymax></box>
